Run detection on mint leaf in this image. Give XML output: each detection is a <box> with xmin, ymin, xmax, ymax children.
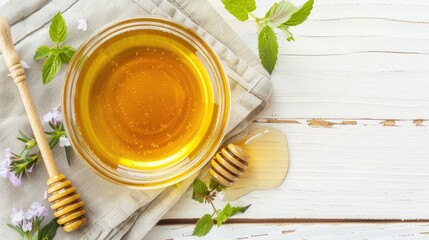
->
<box><xmin>58</xmin><ymin>45</ymin><xmax>76</xmax><ymax>64</ymax></box>
<box><xmin>277</xmin><ymin>25</ymin><xmax>295</xmax><ymax>41</ymax></box>
<box><xmin>217</xmin><ymin>203</ymin><xmax>233</xmax><ymax>227</ymax></box>
<box><xmin>39</xmin><ymin>218</ymin><xmax>59</xmax><ymax>240</ymax></box>
<box><xmin>264</xmin><ymin>0</ymin><xmax>297</xmax><ymax>27</ymax></box>
<box><xmin>193</xmin><ymin>214</ymin><xmax>214</xmax><ymax>237</ymax></box>
<box><xmin>49</xmin><ymin>12</ymin><xmax>67</xmax><ymax>43</ymax></box>
<box><xmin>221</xmin><ymin>0</ymin><xmax>256</xmax><ymax>21</ymax></box>
<box><xmin>42</xmin><ymin>54</ymin><xmax>61</xmax><ymax>84</ymax></box>
<box><xmin>192</xmin><ymin>179</ymin><xmax>209</xmax><ymax>203</ymax></box>
<box><xmin>258</xmin><ymin>26</ymin><xmax>278</xmax><ymax>74</ymax></box>
<box><xmin>231</xmin><ymin>204</ymin><xmax>251</xmax><ymax>216</ymax></box>
<box><xmin>282</xmin><ymin>0</ymin><xmax>314</xmax><ymax>26</ymax></box>
<box><xmin>34</xmin><ymin>46</ymin><xmax>51</xmax><ymax>60</ymax></box>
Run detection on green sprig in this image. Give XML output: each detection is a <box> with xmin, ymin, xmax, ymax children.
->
<box><xmin>191</xmin><ymin>178</ymin><xmax>251</xmax><ymax>237</ymax></box>
<box><xmin>8</xmin><ymin>217</ymin><xmax>59</xmax><ymax>240</ymax></box>
<box><xmin>221</xmin><ymin>0</ymin><xmax>314</xmax><ymax>74</ymax></box>
<box><xmin>34</xmin><ymin>12</ymin><xmax>76</xmax><ymax>84</ymax></box>
<box><xmin>9</xmin><ymin>118</ymin><xmax>71</xmax><ymax>180</ymax></box>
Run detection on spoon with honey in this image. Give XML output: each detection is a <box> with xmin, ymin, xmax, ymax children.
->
<box><xmin>0</xmin><ymin>17</ymin><xmax>86</xmax><ymax>232</ymax></box>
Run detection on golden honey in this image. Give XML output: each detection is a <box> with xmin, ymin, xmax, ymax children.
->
<box><xmin>75</xmin><ymin>29</ymin><xmax>216</xmax><ymax>171</ymax></box>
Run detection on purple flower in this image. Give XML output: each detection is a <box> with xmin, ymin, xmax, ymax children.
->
<box><xmin>8</xmin><ymin>173</ymin><xmax>22</xmax><ymax>187</ymax></box>
<box><xmin>4</xmin><ymin>148</ymin><xmax>12</xmax><ymax>159</ymax></box>
<box><xmin>27</xmin><ymin>202</ymin><xmax>48</xmax><ymax>218</ymax></box>
<box><xmin>1</xmin><ymin>148</ymin><xmax>23</xmax><ymax>187</ymax></box>
<box><xmin>0</xmin><ymin>159</ymin><xmax>11</xmax><ymax>179</ymax></box>
<box><xmin>59</xmin><ymin>136</ymin><xmax>70</xmax><ymax>147</ymax></box>
<box><xmin>10</xmin><ymin>208</ymin><xmax>25</xmax><ymax>226</ymax></box>
<box><xmin>0</xmin><ymin>148</ymin><xmax>12</xmax><ymax>179</ymax></box>
<box><xmin>27</xmin><ymin>164</ymin><xmax>35</xmax><ymax>173</ymax></box>
<box><xmin>10</xmin><ymin>202</ymin><xmax>48</xmax><ymax>233</ymax></box>
<box><xmin>22</xmin><ymin>220</ymin><xmax>32</xmax><ymax>232</ymax></box>
<box><xmin>43</xmin><ymin>106</ymin><xmax>62</xmax><ymax>124</ymax></box>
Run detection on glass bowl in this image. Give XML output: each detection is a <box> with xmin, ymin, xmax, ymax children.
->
<box><xmin>62</xmin><ymin>17</ymin><xmax>230</xmax><ymax>189</ymax></box>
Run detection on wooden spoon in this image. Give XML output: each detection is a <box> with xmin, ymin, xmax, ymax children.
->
<box><xmin>0</xmin><ymin>17</ymin><xmax>86</xmax><ymax>232</ymax></box>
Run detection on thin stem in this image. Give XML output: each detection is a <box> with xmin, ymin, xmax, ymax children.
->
<box><xmin>249</xmin><ymin>12</ymin><xmax>259</xmax><ymax>21</ymax></box>
<box><xmin>208</xmin><ymin>199</ymin><xmax>218</xmax><ymax>216</ymax></box>
<box><xmin>209</xmin><ymin>183</ymin><xmax>220</xmax><ymax>194</ymax></box>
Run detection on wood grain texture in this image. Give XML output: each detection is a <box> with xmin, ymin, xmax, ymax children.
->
<box><xmin>0</xmin><ymin>17</ymin><xmax>59</xmax><ymax>176</ymax></box>
<box><xmin>147</xmin><ymin>1</ymin><xmax>429</xmax><ymax>238</ymax></box>
<box><xmin>210</xmin><ymin>0</ymin><xmax>429</xmax><ymax>119</ymax></box>
<box><xmin>164</xmin><ymin>122</ymin><xmax>429</xmax><ymax>220</ymax></box>
<box><xmin>145</xmin><ymin>223</ymin><xmax>429</xmax><ymax>240</ymax></box>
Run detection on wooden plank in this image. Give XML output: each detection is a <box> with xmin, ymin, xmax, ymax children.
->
<box><xmin>209</xmin><ymin>0</ymin><xmax>429</xmax><ymax>119</ymax></box>
<box><xmin>163</xmin><ymin>122</ymin><xmax>429</xmax><ymax>219</ymax></box>
<box><xmin>144</xmin><ymin>223</ymin><xmax>429</xmax><ymax>240</ymax></box>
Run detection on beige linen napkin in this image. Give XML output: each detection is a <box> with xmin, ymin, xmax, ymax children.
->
<box><xmin>0</xmin><ymin>0</ymin><xmax>272</xmax><ymax>239</ymax></box>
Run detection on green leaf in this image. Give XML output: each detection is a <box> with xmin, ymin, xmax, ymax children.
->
<box><xmin>221</xmin><ymin>0</ymin><xmax>256</xmax><ymax>21</ymax></box>
<box><xmin>7</xmin><ymin>223</ymin><xmax>25</xmax><ymax>237</ymax></box>
<box><xmin>192</xmin><ymin>179</ymin><xmax>209</xmax><ymax>203</ymax></box>
<box><xmin>31</xmin><ymin>218</ymin><xmax>40</xmax><ymax>240</ymax></box>
<box><xmin>192</xmin><ymin>214</ymin><xmax>214</xmax><ymax>237</ymax></box>
<box><xmin>65</xmin><ymin>146</ymin><xmax>71</xmax><ymax>166</ymax></box>
<box><xmin>277</xmin><ymin>25</ymin><xmax>295</xmax><ymax>41</ymax></box>
<box><xmin>282</xmin><ymin>0</ymin><xmax>314</xmax><ymax>26</ymax></box>
<box><xmin>209</xmin><ymin>178</ymin><xmax>226</xmax><ymax>192</ymax></box>
<box><xmin>18</xmin><ymin>130</ymin><xmax>32</xmax><ymax>141</ymax></box>
<box><xmin>58</xmin><ymin>45</ymin><xmax>75</xmax><ymax>64</ymax></box>
<box><xmin>258</xmin><ymin>26</ymin><xmax>278</xmax><ymax>74</ymax></box>
<box><xmin>48</xmin><ymin>136</ymin><xmax>60</xmax><ymax>149</ymax></box>
<box><xmin>39</xmin><ymin>218</ymin><xmax>59</xmax><ymax>240</ymax></box>
<box><xmin>49</xmin><ymin>12</ymin><xmax>67</xmax><ymax>43</ymax></box>
<box><xmin>42</xmin><ymin>54</ymin><xmax>61</xmax><ymax>84</ymax></box>
<box><xmin>34</xmin><ymin>46</ymin><xmax>51</xmax><ymax>60</ymax></box>
<box><xmin>264</xmin><ymin>0</ymin><xmax>297</xmax><ymax>27</ymax></box>
<box><xmin>231</xmin><ymin>204</ymin><xmax>251</xmax><ymax>216</ymax></box>
<box><xmin>217</xmin><ymin>203</ymin><xmax>233</xmax><ymax>227</ymax></box>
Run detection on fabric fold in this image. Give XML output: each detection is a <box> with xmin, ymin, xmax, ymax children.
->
<box><xmin>0</xmin><ymin>0</ymin><xmax>271</xmax><ymax>239</ymax></box>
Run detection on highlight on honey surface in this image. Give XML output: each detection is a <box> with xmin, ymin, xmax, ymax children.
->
<box><xmin>75</xmin><ymin>29</ymin><xmax>215</xmax><ymax>171</ymax></box>
<box><xmin>62</xmin><ymin>18</ymin><xmax>230</xmax><ymax>188</ymax></box>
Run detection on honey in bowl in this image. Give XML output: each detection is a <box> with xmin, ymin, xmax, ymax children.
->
<box><xmin>63</xmin><ymin>18</ymin><xmax>229</xmax><ymax>188</ymax></box>
<box><xmin>75</xmin><ymin>29</ymin><xmax>216</xmax><ymax>171</ymax></box>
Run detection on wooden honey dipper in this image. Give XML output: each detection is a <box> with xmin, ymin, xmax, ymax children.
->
<box><xmin>0</xmin><ymin>17</ymin><xmax>86</xmax><ymax>232</ymax></box>
<box><xmin>210</xmin><ymin>143</ymin><xmax>250</xmax><ymax>187</ymax></box>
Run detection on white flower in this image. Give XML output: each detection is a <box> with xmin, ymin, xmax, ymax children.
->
<box><xmin>216</xmin><ymin>191</ymin><xmax>225</xmax><ymax>200</ymax></box>
<box><xmin>43</xmin><ymin>106</ymin><xmax>62</xmax><ymax>124</ymax></box>
<box><xmin>59</xmin><ymin>136</ymin><xmax>71</xmax><ymax>147</ymax></box>
<box><xmin>20</xmin><ymin>60</ymin><xmax>30</xmax><ymax>69</ymax></box>
<box><xmin>10</xmin><ymin>208</ymin><xmax>25</xmax><ymax>225</ymax></box>
<box><xmin>78</xmin><ymin>19</ymin><xmax>88</xmax><ymax>31</ymax></box>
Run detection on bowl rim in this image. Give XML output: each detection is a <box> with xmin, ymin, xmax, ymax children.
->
<box><xmin>61</xmin><ymin>17</ymin><xmax>230</xmax><ymax>189</ymax></box>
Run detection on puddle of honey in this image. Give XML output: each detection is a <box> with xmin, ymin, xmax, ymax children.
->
<box><xmin>75</xmin><ymin>29</ymin><xmax>216</xmax><ymax>170</ymax></box>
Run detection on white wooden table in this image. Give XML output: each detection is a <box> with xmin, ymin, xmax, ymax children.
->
<box><xmin>145</xmin><ymin>0</ymin><xmax>429</xmax><ymax>239</ymax></box>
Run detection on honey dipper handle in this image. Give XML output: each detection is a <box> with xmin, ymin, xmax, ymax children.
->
<box><xmin>0</xmin><ymin>17</ymin><xmax>59</xmax><ymax>177</ymax></box>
